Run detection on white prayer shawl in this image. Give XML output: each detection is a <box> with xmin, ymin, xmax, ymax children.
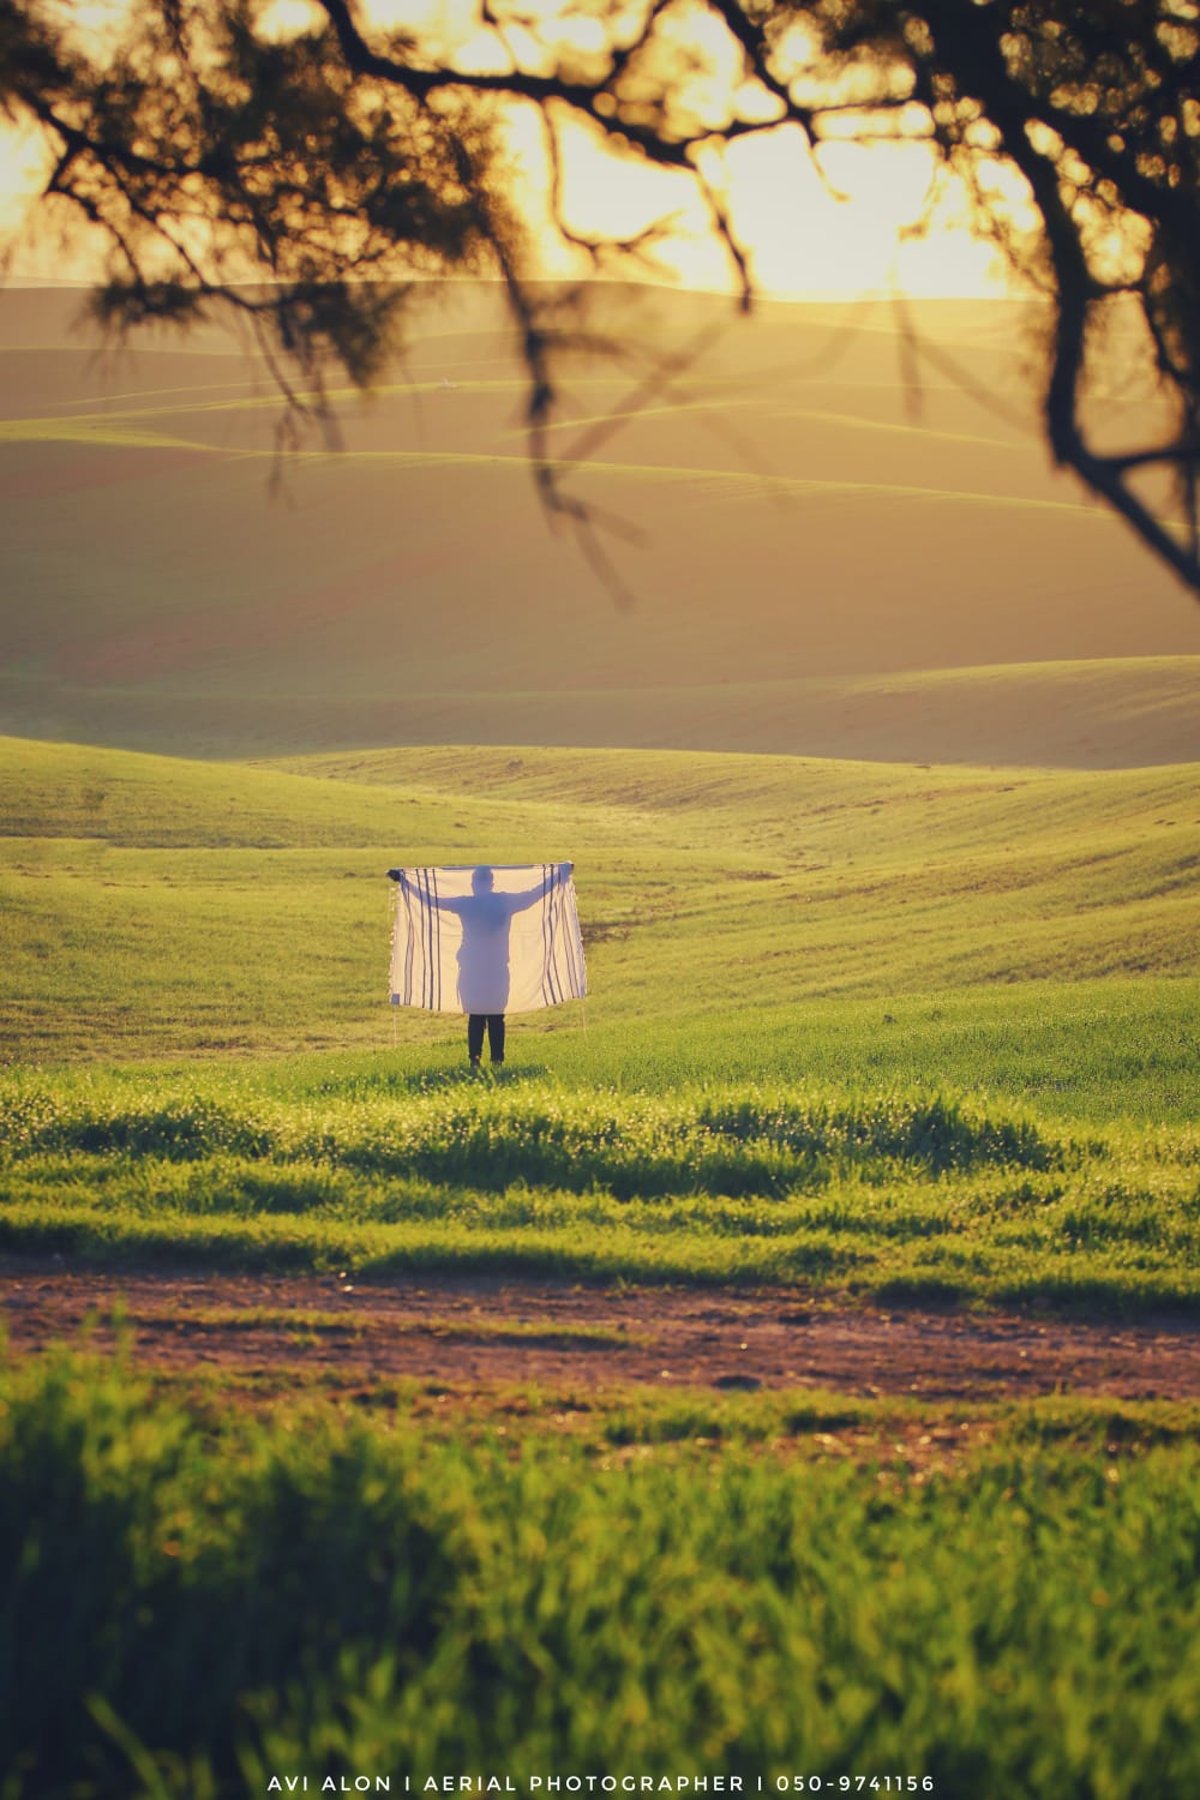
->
<box><xmin>390</xmin><ymin>864</ymin><xmax>587</xmax><ymax>1015</ymax></box>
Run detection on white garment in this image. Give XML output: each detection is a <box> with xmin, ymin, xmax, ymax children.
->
<box><xmin>390</xmin><ymin>864</ymin><xmax>587</xmax><ymax>1014</ymax></box>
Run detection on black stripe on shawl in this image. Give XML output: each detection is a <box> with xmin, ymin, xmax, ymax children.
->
<box><xmin>562</xmin><ymin>872</ymin><xmax>585</xmax><ymax>1000</ymax></box>
<box><xmin>545</xmin><ymin>863</ymin><xmax>565</xmax><ymax>1005</ymax></box>
<box><xmin>392</xmin><ymin>878</ymin><xmax>406</xmax><ymax>1008</ymax></box>
<box><xmin>539</xmin><ymin>864</ymin><xmax>552</xmax><ymax>1007</ymax></box>
<box><xmin>402</xmin><ymin>872</ymin><xmax>415</xmax><ymax>1004</ymax></box>
<box><xmin>418</xmin><ymin>869</ymin><xmax>435</xmax><ymax>1009</ymax></box>
<box><xmin>413</xmin><ymin>870</ymin><xmax>424</xmax><ymax>1008</ymax></box>
<box><xmin>431</xmin><ymin>868</ymin><xmax>442</xmax><ymax>1011</ymax></box>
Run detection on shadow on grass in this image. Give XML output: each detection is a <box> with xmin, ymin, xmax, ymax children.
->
<box><xmin>6</xmin><ymin>1214</ymin><xmax>1200</xmax><ymax>1327</ymax></box>
<box><xmin>873</xmin><ymin>1272</ymin><xmax>1200</xmax><ymax>1324</ymax></box>
<box><xmin>313</xmin><ymin>1065</ymin><xmax>550</xmax><ymax>1094</ymax></box>
<box><xmin>307</xmin><ymin>1063</ymin><xmax>552</xmax><ymax>1098</ymax></box>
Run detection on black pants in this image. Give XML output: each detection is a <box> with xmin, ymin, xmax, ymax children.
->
<box><xmin>467</xmin><ymin>1014</ymin><xmax>505</xmax><ymax>1064</ymax></box>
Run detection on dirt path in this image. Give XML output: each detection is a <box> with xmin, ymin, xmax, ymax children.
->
<box><xmin>3</xmin><ymin>1258</ymin><xmax>1200</xmax><ymax>1402</ymax></box>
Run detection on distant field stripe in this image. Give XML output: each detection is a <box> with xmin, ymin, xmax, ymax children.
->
<box><xmin>317</xmin><ymin>450</ymin><xmax>1129</xmax><ymax>520</ymax></box>
<box><xmin>512</xmin><ymin>396</ymin><xmax>1031</xmax><ymax>456</ymax></box>
<box><xmin>3</xmin><ymin>416</ymin><xmax>1089</xmax><ymax>510</ymax></box>
<box><xmin>773</xmin><ymin>405</ymin><xmax>1027</xmax><ymax>452</ymax></box>
<box><xmin>511</xmin><ymin>395</ymin><xmax>763</xmax><ymax>438</ymax></box>
<box><xmin>0</xmin><ymin>419</ymin><xmax>226</xmax><ymax>451</ymax></box>
<box><xmin>0</xmin><ymin>386</ymin><xmax>1030</xmax><ymax>462</ymax></box>
<box><xmin>48</xmin><ymin>376</ymin><xmax>271</xmax><ymax>406</ymax></box>
<box><xmin>0</xmin><ymin>374</ymin><xmax>642</xmax><ymax>434</ymax></box>
<box><xmin>0</xmin><ymin>413</ymin><xmax>1151</xmax><ymax>523</ymax></box>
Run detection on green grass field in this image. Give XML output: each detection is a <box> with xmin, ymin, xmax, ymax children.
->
<box><xmin>5</xmin><ymin>1348</ymin><xmax>1200</xmax><ymax>1800</ymax></box>
<box><xmin>4</xmin><ymin>734</ymin><xmax>1198</xmax><ymax>1073</ymax></box>
<box><xmin>2</xmin><ymin>732</ymin><xmax>1199</xmax><ymax>1305</ymax></box>
<box><xmin>3</xmin><ymin>728</ymin><xmax>1200</xmax><ymax>1796</ymax></box>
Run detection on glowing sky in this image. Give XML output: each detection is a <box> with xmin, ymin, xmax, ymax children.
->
<box><xmin>0</xmin><ymin>0</ymin><xmax>1016</xmax><ymax>298</ymax></box>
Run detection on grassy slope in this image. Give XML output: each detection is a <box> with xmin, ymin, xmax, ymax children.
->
<box><xmin>2</xmin><ymin>733</ymin><xmax>1198</xmax><ymax>1303</ymax></box>
<box><xmin>7</xmin><ymin>656</ymin><xmax>1199</xmax><ymax>768</ymax></box>
<box><xmin>3</xmin><ymin>734</ymin><xmax>1197</xmax><ymax>1084</ymax></box>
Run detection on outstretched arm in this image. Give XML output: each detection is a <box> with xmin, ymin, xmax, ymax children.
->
<box><xmin>387</xmin><ymin>870</ymin><xmax>471</xmax><ymax>915</ymax></box>
<box><xmin>506</xmin><ymin>862</ymin><xmax>574</xmax><ymax>915</ymax></box>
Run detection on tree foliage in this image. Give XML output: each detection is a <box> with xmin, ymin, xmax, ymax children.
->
<box><xmin>2</xmin><ymin>0</ymin><xmax>1199</xmax><ymax>594</ymax></box>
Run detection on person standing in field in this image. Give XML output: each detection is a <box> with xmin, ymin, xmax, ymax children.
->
<box><xmin>387</xmin><ymin>863</ymin><xmax>572</xmax><ymax>1066</ymax></box>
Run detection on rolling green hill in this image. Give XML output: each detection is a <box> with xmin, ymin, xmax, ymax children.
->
<box><xmin>2</xmin><ymin>731</ymin><xmax>1199</xmax><ymax>1306</ymax></box>
<box><xmin>3</xmin><ymin>733</ymin><xmax>1197</xmax><ymax>1118</ymax></box>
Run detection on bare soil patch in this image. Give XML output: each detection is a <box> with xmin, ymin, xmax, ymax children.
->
<box><xmin>4</xmin><ymin>1258</ymin><xmax>1200</xmax><ymax>1402</ymax></box>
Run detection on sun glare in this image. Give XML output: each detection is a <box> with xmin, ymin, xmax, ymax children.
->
<box><xmin>0</xmin><ymin>0</ymin><xmax>1015</xmax><ymax>298</ymax></box>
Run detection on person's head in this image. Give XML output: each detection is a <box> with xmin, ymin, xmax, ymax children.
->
<box><xmin>471</xmin><ymin>865</ymin><xmax>495</xmax><ymax>894</ymax></box>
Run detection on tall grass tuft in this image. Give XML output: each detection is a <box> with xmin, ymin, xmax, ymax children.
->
<box><xmin>1</xmin><ymin>1080</ymin><xmax>1060</xmax><ymax>1197</ymax></box>
<box><xmin>3</xmin><ymin>1352</ymin><xmax>1200</xmax><ymax>1798</ymax></box>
